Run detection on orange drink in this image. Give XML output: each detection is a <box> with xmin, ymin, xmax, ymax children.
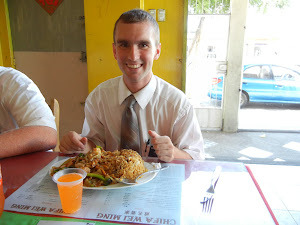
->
<box><xmin>52</xmin><ymin>168</ymin><xmax>86</xmax><ymax>214</ymax></box>
<box><xmin>57</xmin><ymin>173</ymin><xmax>83</xmax><ymax>213</ymax></box>
<box><xmin>0</xmin><ymin>165</ymin><xmax>5</xmax><ymax>218</ymax></box>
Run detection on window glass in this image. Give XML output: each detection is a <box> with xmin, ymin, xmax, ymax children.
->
<box><xmin>243</xmin><ymin>65</ymin><xmax>271</xmax><ymax>79</ymax></box>
<box><xmin>261</xmin><ymin>66</ymin><xmax>271</xmax><ymax>80</ymax></box>
<box><xmin>243</xmin><ymin>66</ymin><xmax>260</xmax><ymax>78</ymax></box>
<box><xmin>272</xmin><ymin>66</ymin><xmax>300</xmax><ymax>81</ymax></box>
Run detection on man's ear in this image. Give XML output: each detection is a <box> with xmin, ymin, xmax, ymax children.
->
<box><xmin>112</xmin><ymin>43</ymin><xmax>117</xmax><ymax>60</ymax></box>
<box><xmin>154</xmin><ymin>43</ymin><xmax>161</xmax><ymax>60</ymax></box>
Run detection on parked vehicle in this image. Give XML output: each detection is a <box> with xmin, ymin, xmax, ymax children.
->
<box><xmin>208</xmin><ymin>64</ymin><xmax>300</xmax><ymax>107</ymax></box>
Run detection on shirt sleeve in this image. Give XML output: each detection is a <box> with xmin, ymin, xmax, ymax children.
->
<box><xmin>81</xmin><ymin>91</ymin><xmax>105</xmax><ymax>148</ymax></box>
<box><xmin>172</xmin><ymin>104</ymin><xmax>205</xmax><ymax>160</ymax></box>
<box><xmin>4</xmin><ymin>71</ymin><xmax>56</xmax><ymax>130</ymax></box>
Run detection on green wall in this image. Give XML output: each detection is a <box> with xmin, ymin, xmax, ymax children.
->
<box><xmin>7</xmin><ymin>0</ymin><xmax>86</xmax><ymax>52</ymax></box>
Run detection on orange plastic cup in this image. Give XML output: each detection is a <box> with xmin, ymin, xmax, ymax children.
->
<box><xmin>52</xmin><ymin>168</ymin><xmax>87</xmax><ymax>214</ymax></box>
<box><xmin>0</xmin><ymin>165</ymin><xmax>4</xmax><ymax>217</ymax></box>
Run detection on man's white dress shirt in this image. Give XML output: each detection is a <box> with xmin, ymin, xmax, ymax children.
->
<box><xmin>82</xmin><ymin>75</ymin><xmax>204</xmax><ymax>160</ymax></box>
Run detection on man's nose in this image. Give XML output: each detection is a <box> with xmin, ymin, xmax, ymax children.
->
<box><xmin>128</xmin><ymin>45</ymin><xmax>139</xmax><ymax>61</ymax></box>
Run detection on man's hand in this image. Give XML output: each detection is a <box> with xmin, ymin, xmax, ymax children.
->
<box><xmin>148</xmin><ymin>130</ymin><xmax>193</xmax><ymax>162</ymax></box>
<box><xmin>59</xmin><ymin>131</ymin><xmax>90</xmax><ymax>154</ymax></box>
<box><xmin>148</xmin><ymin>130</ymin><xmax>175</xmax><ymax>162</ymax></box>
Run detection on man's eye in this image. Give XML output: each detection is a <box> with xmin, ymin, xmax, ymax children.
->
<box><xmin>118</xmin><ymin>43</ymin><xmax>128</xmax><ymax>48</ymax></box>
<box><xmin>139</xmin><ymin>43</ymin><xmax>149</xmax><ymax>48</ymax></box>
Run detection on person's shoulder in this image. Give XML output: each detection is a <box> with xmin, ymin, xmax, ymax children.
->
<box><xmin>153</xmin><ymin>76</ymin><xmax>193</xmax><ymax>114</ymax></box>
<box><xmin>93</xmin><ymin>76</ymin><xmax>121</xmax><ymax>91</ymax></box>
<box><xmin>87</xmin><ymin>76</ymin><xmax>121</xmax><ymax>100</ymax></box>
<box><xmin>0</xmin><ymin>67</ymin><xmax>34</xmax><ymax>87</ymax></box>
<box><xmin>154</xmin><ymin>75</ymin><xmax>186</xmax><ymax>98</ymax></box>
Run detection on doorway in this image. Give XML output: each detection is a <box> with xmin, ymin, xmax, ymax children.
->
<box><xmin>238</xmin><ymin>0</ymin><xmax>300</xmax><ymax>132</ymax></box>
<box><xmin>186</xmin><ymin>9</ymin><xmax>230</xmax><ymax>130</ymax></box>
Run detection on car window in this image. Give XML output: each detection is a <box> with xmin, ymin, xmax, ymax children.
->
<box><xmin>244</xmin><ymin>65</ymin><xmax>271</xmax><ymax>80</ymax></box>
<box><xmin>243</xmin><ymin>66</ymin><xmax>260</xmax><ymax>78</ymax></box>
<box><xmin>261</xmin><ymin>66</ymin><xmax>271</xmax><ymax>80</ymax></box>
<box><xmin>272</xmin><ymin>66</ymin><xmax>300</xmax><ymax>81</ymax></box>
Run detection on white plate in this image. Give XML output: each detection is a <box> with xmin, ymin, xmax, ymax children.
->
<box><xmin>50</xmin><ymin>158</ymin><xmax>158</xmax><ymax>190</ymax></box>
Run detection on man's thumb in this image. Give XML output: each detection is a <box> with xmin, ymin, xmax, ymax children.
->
<box><xmin>80</xmin><ymin>137</ymin><xmax>88</xmax><ymax>146</ymax></box>
<box><xmin>148</xmin><ymin>130</ymin><xmax>159</xmax><ymax>138</ymax></box>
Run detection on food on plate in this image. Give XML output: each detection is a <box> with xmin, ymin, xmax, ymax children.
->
<box><xmin>50</xmin><ymin>147</ymin><xmax>147</xmax><ymax>187</ymax></box>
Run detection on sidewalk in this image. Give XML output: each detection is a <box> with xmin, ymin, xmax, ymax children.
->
<box><xmin>202</xmin><ymin>130</ymin><xmax>300</xmax><ymax>166</ymax></box>
<box><xmin>239</xmin><ymin>103</ymin><xmax>300</xmax><ymax>132</ymax></box>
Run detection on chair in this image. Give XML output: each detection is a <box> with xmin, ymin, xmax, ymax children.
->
<box><xmin>50</xmin><ymin>98</ymin><xmax>60</xmax><ymax>152</ymax></box>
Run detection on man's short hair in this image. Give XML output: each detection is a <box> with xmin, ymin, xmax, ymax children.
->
<box><xmin>113</xmin><ymin>9</ymin><xmax>160</xmax><ymax>46</ymax></box>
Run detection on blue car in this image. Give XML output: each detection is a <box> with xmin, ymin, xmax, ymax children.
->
<box><xmin>208</xmin><ymin>64</ymin><xmax>300</xmax><ymax>107</ymax></box>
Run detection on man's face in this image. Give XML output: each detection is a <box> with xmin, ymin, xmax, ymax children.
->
<box><xmin>113</xmin><ymin>21</ymin><xmax>161</xmax><ymax>90</ymax></box>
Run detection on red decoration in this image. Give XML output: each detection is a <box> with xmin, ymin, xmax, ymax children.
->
<box><xmin>35</xmin><ymin>0</ymin><xmax>64</xmax><ymax>15</ymax></box>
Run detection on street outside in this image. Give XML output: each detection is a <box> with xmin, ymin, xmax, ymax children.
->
<box><xmin>202</xmin><ymin>102</ymin><xmax>300</xmax><ymax>166</ymax></box>
<box><xmin>238</xmin><ymin>102</ymin><xmax>300</xmax><ymax>131</ymax></box>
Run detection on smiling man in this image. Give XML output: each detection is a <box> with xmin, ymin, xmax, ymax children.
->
<box><xmin>60</xmin><ymin>9</ymin><xmax>205</xmax><ymax>162</ymax></box>
<box><xmin>112</xmin><ymin>13</ymin><xmax>161</xmax><ymax>93</ymax></box>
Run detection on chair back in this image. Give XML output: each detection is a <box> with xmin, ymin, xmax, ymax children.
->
<box><xmin>50</xmin><ymin>98</ymin><xmax>60</xmax><ymax>152</ymax></box>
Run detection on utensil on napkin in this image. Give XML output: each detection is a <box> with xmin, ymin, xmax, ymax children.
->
<box><xmin>200</xmin><ymin>166</ymin><xmax>222</xmax><ymax>203</ymax></box>
<box><xmin>116</xmin><ymin>166</ymin><xmax>169</xmax><ymax>185</ymax></box>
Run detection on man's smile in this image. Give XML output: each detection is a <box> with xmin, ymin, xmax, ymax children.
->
<box><xmin>127</xmin><ymin>64</ymin><xmax>142</xmax><ymax>69</ymax></box>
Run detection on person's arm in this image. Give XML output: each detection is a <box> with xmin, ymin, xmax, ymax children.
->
<box><xmin>0</xmin><ymin>126</ymin><xmax>57</xmax><ymax>159</ymax></box>
<box><xmin>148</xmin><ymin>100</ymin><xmax>204</xmax><ymax>162</ymax></box>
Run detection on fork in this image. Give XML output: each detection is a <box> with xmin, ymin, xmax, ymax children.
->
<box><xmin>116</xmin><ymin>166</ymin><xmax>169</xmax><ymax>185</ymax></box>
<box><xmin>200</xmin><ymin>166</ymin><xmax>222</xmax><ymax>204</ymax></box>
<box><xmin>202</xmin><ymin>197</ymin><xmax>214</xmax><ymax>213</ymax></box>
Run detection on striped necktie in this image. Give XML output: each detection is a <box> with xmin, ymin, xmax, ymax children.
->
<box><xmin>120</xmin><ymin>95</ymin><xmax>140</xmax><ymax>152</ymax></box>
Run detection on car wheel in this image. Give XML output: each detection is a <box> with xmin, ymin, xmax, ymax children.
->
<box><xmin>240</xmin><ymin>91</ymin><xmax>248</xmax><ymax>108</ymax></box>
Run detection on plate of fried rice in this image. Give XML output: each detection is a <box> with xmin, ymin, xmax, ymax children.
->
<box><xmin>50</xmin><ymin>147</ymin><xmax>159</xmax><ymax>190</ymax></box>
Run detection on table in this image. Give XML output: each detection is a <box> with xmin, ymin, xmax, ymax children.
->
<box><xmin>0</xmin><ymin>151</ymin><xmax>277</xmax><ymax>225</ymax></box>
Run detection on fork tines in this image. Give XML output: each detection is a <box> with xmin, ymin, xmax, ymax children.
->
<box><xmin>202</xmin><ymin>197</ymin><xmax>214</xmax><ymax>213</ymax></box>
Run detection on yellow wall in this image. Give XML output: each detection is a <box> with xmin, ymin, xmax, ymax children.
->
<box><xmin>0</xmin><ymin>0</ymin><xmax>14</xmax><ymax>67</ymax></box>
<box><xmin>84</xmin><ymin>0</ymin><xmax>141</xmax><ymax>92</ymax></box>
<box><xmin>144</xmin><ymin>0</ymin><xmax>185</xmax><ymax>90</ymax></box>
<box><xmin>84</xmin><ymin>0</ymin><xmax>185</xmax><ymax>92</ymax></box>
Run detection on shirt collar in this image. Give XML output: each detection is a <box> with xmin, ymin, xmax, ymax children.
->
<box><xmin>118</xmin><ymin>75</ymin><xmax>157</xmax><ymax>109</ymax></box>
<box><xmin>118</xmin><ymin>78</ymin><xmax>131</xmax><ymax>105</ymax></box>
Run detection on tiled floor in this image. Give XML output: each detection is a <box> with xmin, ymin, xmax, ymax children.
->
<box><xmin>248</xmin><ymin>164</ymin><xmax>300</xmax><ymax>225</ymax></box>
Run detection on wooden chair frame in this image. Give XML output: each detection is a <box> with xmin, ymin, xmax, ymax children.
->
<box><xmin>50</xmin><ymin>98</ymin><xmax>60</xmax><ymax>152</ymax></box>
